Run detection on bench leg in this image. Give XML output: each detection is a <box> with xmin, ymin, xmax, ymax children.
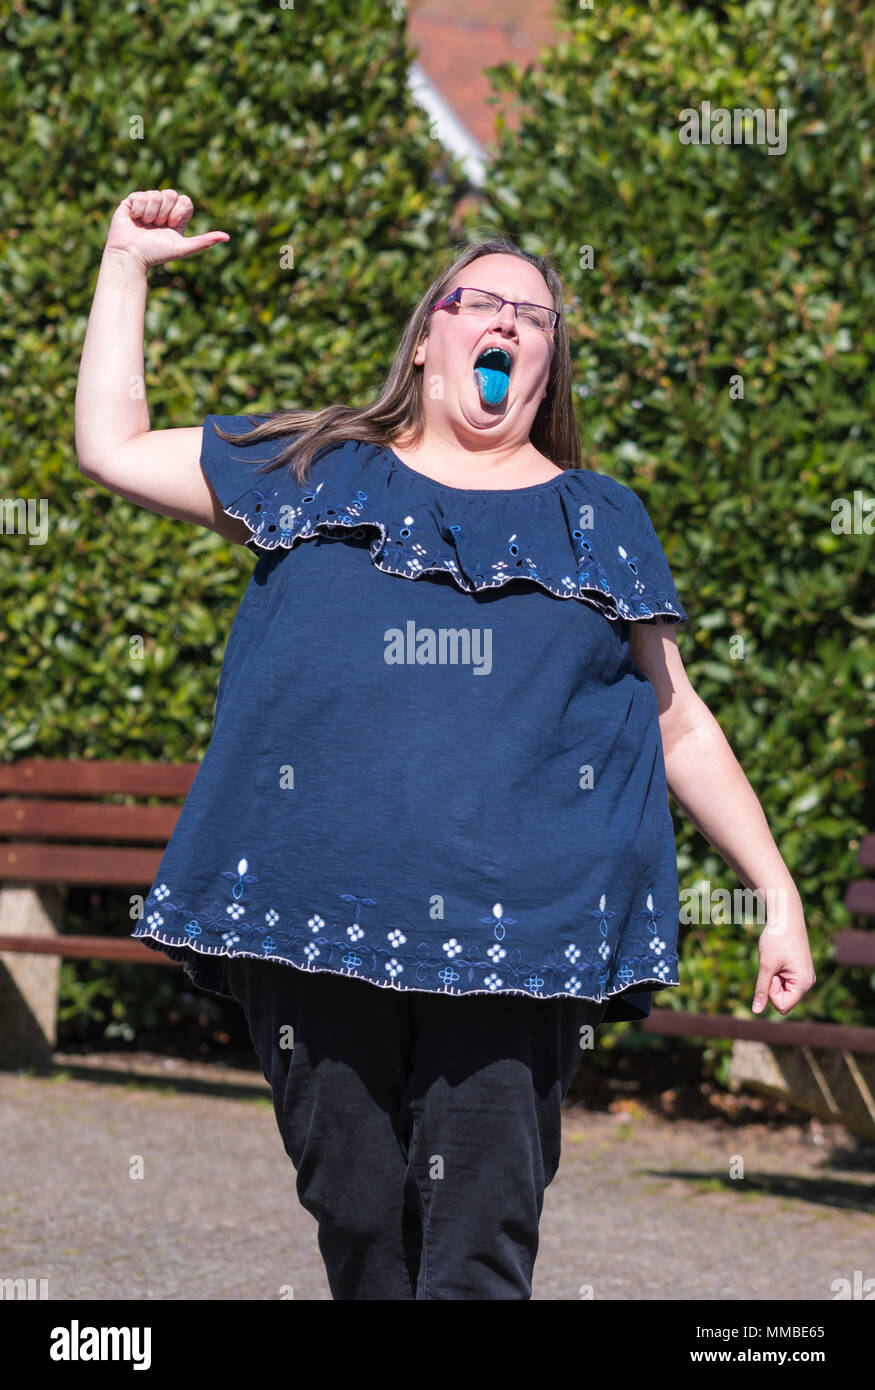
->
<box><xmin>731</xmin><ymin>1039</ymin><xmax>875</xmax><ymax>1141</ymax></box>
<box><xmin>0</xmin><ymin>884</ymin><xmax>65</xmax><ymax>1071</ymax></box>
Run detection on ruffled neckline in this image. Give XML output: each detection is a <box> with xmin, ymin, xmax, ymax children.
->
<box><xmin>203</xmin><ymin>423</ymin><xmax>688</xmax><ymax>625</ymax></box>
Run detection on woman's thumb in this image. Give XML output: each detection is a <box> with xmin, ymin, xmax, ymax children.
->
<box><xmin>751</xmin><ymin>966</ymin><xmax>772</xmax><ymax>1013</ymax></box>
<box><xmin>172</xmin><ymin>231</ymin><xmax>231</xmax><ymax>257</ymax></box>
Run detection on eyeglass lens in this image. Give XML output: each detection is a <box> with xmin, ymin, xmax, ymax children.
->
<box><xmin>458</xmin><ymin>288</ymin><xmax>554</xmax><ymax>331</ymax></box>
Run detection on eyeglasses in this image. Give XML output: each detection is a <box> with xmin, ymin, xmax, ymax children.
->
<box><xmin>430</xmin><ymin>286</ymin><xmax>558</xmax><ymax>333</ymax></box>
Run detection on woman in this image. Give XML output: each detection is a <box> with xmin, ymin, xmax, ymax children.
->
<box><xmin>76</xmin><ymin>189</ymin><xmax>816</xmax><ymax>1301</ymax></box>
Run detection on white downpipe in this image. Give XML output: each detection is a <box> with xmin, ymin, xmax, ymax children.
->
<box><xmin>407</xmin><ymin>58</ymin><xmax>488</xmax><ymax>189</ymax></box>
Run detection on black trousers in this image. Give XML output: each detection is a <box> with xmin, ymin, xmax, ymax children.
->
<box><xmin>221</xmin><ymin>956</ymin><xmax>608</xmax><ymax>1300</ymax></box>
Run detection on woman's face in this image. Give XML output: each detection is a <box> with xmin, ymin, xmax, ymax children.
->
<box><xmin>413</xmin><ymin>253</ymin><xmax>556</xmax><ymax>447</ymax></box>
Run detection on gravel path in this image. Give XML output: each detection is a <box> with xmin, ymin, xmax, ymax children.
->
<box><xmin>1</xmin><ymin>1052</ymin><xmax>872</xmax><ymax>1301</ymax></box>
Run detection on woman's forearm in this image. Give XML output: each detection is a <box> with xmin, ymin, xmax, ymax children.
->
<box><xmin>663</xmin><ymin>712</ymin><xmax>803</xmax><ymax>909</ymax></box>
<box><xmin>74</xmin><ymin>247</ymin><xmax>150</xmax><ymax>472</ymax></box>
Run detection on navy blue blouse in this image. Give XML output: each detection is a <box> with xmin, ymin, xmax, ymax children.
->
<box><xmin>132</xmin><ymin>415</ymin><xmax>690</xmax><ymax>1023</ymax></box>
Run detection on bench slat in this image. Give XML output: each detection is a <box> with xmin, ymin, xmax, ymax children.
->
<box><xmin>641</xmin><ymin>1009</ymin><xmax>875</xmax><ymax>1053</ymax></box>
<box><xmin>0</xmin><ymin>800</ymin><xmax>181</xmax><ymax>841</ymax></box>
<box><xmin>0</xmin><ymin>933</ymin><xmax>176</xmax><ymax>964</ymax></box>
<box><xmin>1</xmin><ymin>844</ymin><xmax>162</xmax><ymax>885</ymax></box>
<box><xmin>832</xmin><ymin>928</ymin><xmax>875</xmax><ymax>968</ymax></box>
<box><xmin>844</xmin><ymin>879</ymin><xmax>875</xmax><ymax>918</ymax></box>
<box><xmin>0</xmin><ymin>759</ymin><xmax>199</xmax><ymax>797</ymax></box>
<box><xmin>859</xmin><ymin>834</ymin><xmax>875</xmax><ymax>869</ymax></box>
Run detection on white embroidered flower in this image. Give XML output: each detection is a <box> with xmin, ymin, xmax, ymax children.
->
<box><xmin>223</xmin><ymin>930</ymin><xmax>240</xmax><ymax>947</ymax></box>
<box><xmin>598</xmin><ymin>940</ymin><xmax>611</xmax><ymax>962</ymax></box>
<box><xmin>226</xmin><ymin>902</ymin><xmax>245</xmax><ymax>921</ymax></box>
<box><xmin>308</xmin><ymin>913</ymin><xmax>325</xmax><ymax>932</ymax></box>
<box><xmin>385</xmin><ymin>957</ymin><xmax>404</xmax><ymax>978</ymax></box>
<box><xmin>346</xmin><ymin>923</ymin><xmax>364</xmax><ymax>942</ymax></box>
<box><xmin>484</xmin><ymin>972</ymin><xmax>503</xmax><ymax>991</ymax></box>
<box><xmin>265</xmin><ymin>908</ymin><xmax>279</xmax><ymax>926</ymax></box>
<box><xmin>486</xmin><ymin>943</ymin><xmax>506</xmax><ymax>963</ymax></box>
<box><xmin>153</xmin><ymin>883</ymin><xmax>170</xmax><ymax>902</ymax></box>
<box><xmin>442</xmin><ymin>938</ymin><xmax>463</xmax><ymax>958</ymax></box>
<box><xmin>564</xmin><ymin>943</ymin><xmax>581</xmax><ymax>964</ymax></box>
<box><xmin>388</xmin><ymin>929</ymin><xmax>407</xmax><ymax>947</ymax></box>
<box><xmin>145</xmin><ymin>911</ymin><xmax>164</xmax><ymax>929</ymax></box>
<box><xmin>649</xmin><ymin>934</ymin><xmax>666</xmax><ymax>956</ymax></box>
<box><xmin>304</xmin><ymin>942</ymin><xmax>321</xmax><ymax>962</ymax></box>
<box><xmin>564</xmin><ymin>976</ymin><xmax>582</xmax><ymax>994</ymax></box>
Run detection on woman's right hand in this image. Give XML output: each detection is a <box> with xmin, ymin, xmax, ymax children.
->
<box><xmin>104</xmin><ymin>189</ymin><xmax>230</xmax><ymax>270</ymax></box>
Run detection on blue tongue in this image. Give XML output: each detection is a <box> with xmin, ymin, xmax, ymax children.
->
<box><xmin>474</xmin><ymin>366</ymin><xmax>509</xmax><ymax>404</ymax></box>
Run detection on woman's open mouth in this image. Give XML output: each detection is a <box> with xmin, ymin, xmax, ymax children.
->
<box><xmin>473</xmin><ymin>347</ymin><xmax>513</xmax><ymax>404</ymax></box>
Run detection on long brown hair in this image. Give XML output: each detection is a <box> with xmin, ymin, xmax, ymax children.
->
<box><xmin>211</xmin><ymin>232</ymin><xmax>584</xmax><ymax>486</ymax></box>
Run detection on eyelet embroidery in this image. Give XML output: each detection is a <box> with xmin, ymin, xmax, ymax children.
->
<box><xmin>135</xmin><ymin>873</ymin><xmax>679</xmax><ymax>1001</ymax></box>
<box><xmin>220</xmin><ymin>451</ymin><xmax>686</xmax><ymax>624</ymax></box>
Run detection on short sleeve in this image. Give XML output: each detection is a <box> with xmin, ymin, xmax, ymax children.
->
<box><xmin>200</xmin><ymin>413</ymin><xmax>292</xmax><ymax>555</ymax></box>
<box><xmin>200</xmin><ymin>414</ymin><xmax>280</xmax><ymax>505</ymax></box>
<box><xmin>626</xmin><ymin>490</ymin><xmax>689</xmax><ymax>625</ymax></box>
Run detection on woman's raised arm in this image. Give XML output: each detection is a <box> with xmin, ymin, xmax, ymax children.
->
<box><xmin>74</xmin><ymin>189</ymin><xmax>249</xmax><ymax>543</ymax></box>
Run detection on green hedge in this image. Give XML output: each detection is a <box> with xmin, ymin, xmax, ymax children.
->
<box><xmin>0</xmin><ymin>0</ymin><xmax>469</xmax><ymax>1041</ymax></box>
<box><xmin>477</xmin><ymin>0</ymin><xmax>875</xmax><ymax>1044</ymax></box>
<box><xmin>1</xmin><ymin>0</ymin><xmax>872</xmax><ymax>1055</ymax></box>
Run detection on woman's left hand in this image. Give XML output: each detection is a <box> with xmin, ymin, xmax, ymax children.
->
<box><xmin>752</xmin><ymin>903</ymin><xmax>816</xmax><ymax>1015</ymax></box>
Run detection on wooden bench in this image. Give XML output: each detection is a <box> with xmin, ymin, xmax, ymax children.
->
<box><xmin>0</xmin><ymin>759</ymin><xmax>198</xmax><ymax>1069</ymax></box>
<box><xmin>641</xmin><ymin>834</ymin><xmax>875</xmax><ymax>1139</ymax></box>
<box><xmin>2</xmin><ymin>757</ymin><xmax>873</xmax><ymax>1136</ymax></box>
